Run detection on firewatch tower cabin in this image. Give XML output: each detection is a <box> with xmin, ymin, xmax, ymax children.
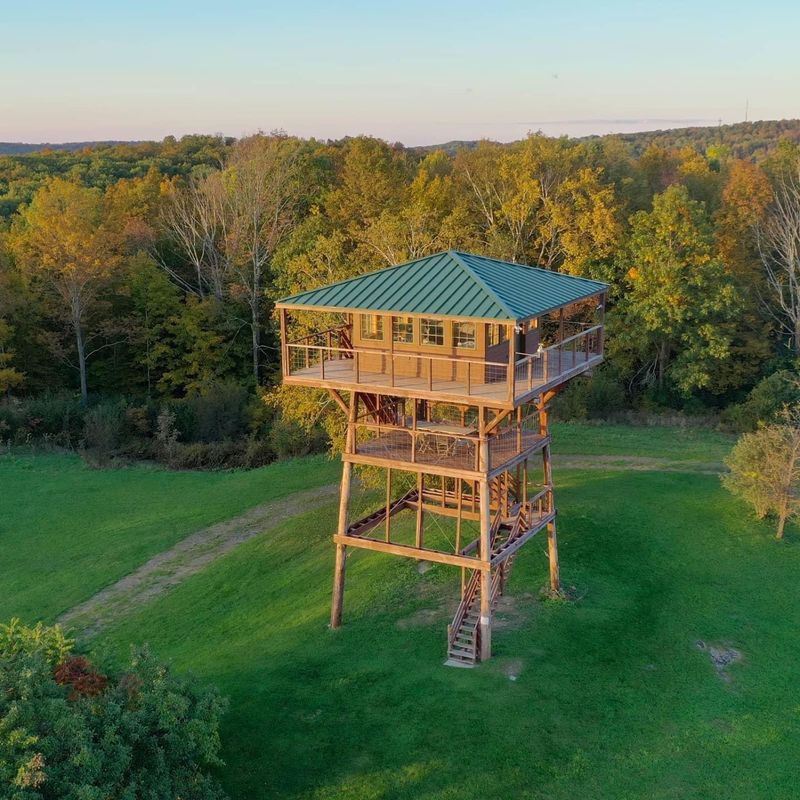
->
<box><xmin>277</xmin><ymin>251</ymin><xmax>607</xmax><ymax>666</ymax></box>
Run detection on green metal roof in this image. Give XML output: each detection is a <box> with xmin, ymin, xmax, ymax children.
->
<box><xmin>277</xmin><ymin>250</ymin><xmax>608</xmax><ymax>322</ymax></box>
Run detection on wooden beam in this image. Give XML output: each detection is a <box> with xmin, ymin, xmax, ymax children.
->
<box><xmin>334</xmin><ymin>534</ymin><xmax>489</xmax><ymax>571</ymax></box>
<box><xmin>327</xmin><ymin>388</ymin><xmax>349</xmax><ymax>415</ymax></box>
<box><xmin>483</xmin><ymin>407</ymin><xmax>514</xmax><ymax>436</ymax></box>
<box><xmin>342</xmin><ymin>452</ymin><xmax>481</xmax><ymax>482</ymax></box>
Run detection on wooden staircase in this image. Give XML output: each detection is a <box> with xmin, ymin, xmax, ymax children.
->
<box><xmin>446</xmin><ymin>504</ymin><xmax>531</xmax><ymax>667</ymax></box>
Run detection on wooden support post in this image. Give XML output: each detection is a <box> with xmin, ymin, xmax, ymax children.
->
<box><xmin>385</xmin><ymin>468</ymin><xmax>392</xmax><ymax>542</ymax></box>
<box><xmin>479</xmin><ymin>464</ymin><xmax>492</xmax><ymax>662</ymax></box>
<box><xmin>331</xmin><ymin>460</ymin><xmax>352</xmax><ymax>629</ymax></box>
<box><xmin>539</xmin><ymin>402</ymin><xmax>560</xmax><ymax>593</ymax></box>
<box><xmin>416</xmin><ymin>472</ymin><xmax>424</xmax><ymax>548</ymax></box>
<box><xmin>455</xmin><ymin>478</ymin><xmax>463</xmax><ymax>554</ymax></box>
<box><xmin>331</xmin><ymin>393</ymin><xmax>357</xmax><ymax>629</ymax></box>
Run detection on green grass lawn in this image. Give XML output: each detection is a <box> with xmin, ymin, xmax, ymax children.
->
<box><xmin>8</xmin><ymin>425</ymin><xmax>795</xmax><ymax>798</ymax></box>
<box><xmin>550</xmin><ymin>421</ymin><xmax>735</xmax><ymax>461</ymax></box>
<box><xmin>92</xmin><ymin>463</ymin><xmax>800</xmax><ymax>798</ymax></box>
<box><xmin>0</xmin><ymin>451</ymin><xmax>339</xmax><ymax>622</ymax></box>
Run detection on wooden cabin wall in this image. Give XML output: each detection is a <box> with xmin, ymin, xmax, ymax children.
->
<box><xmin>351</xmin><ymin>313</ymin><xmax>492</xmax><ymax>382</ymax></box>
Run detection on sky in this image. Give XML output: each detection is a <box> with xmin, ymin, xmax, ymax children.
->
<box><xmin>2</xmin><ymin>0</ymin><xmax>799</xmax><ymax>146</ymax></box>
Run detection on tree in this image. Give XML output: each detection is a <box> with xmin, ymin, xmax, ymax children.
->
<box><xmin>224</xmin><ymin>134</ymin><xmax>305</xmax><ymax>385</ymax></box>
<box><xmin>9</xmin><ymin>178</ymin><xmax>120</xmax><ymax>404</ymax></box>
<box><xmin>723</xmin><ymin>411</ymin><xmax>800</xmax><ymax>539</ymax></box>
<box><xmin>614</xmin><ymin>184</ymin><xmax>740</xmax><ymax>394</ymax></box>
<box><xmin>454</xmin><ymin>135</ymin><xmax>620</xmax><ymax>274</ymax></box>
<box><xmin>757</xmin><ymin>160</ymin><xmax>800</xmax><ymax>353</ymax></box>
<box><xmin>0</xmin><ymin>619</ymin><xmax>228</xmax><ymax>799</ymax></box>
<box><xmin>0</xmin><ymin>318</ymin><xmax>23</xmax><ymax>395</ymax></box>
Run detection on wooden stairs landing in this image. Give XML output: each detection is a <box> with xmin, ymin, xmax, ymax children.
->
<box><xmin>445</xmin><ymin>503</ymin><xmax>542</xmax><ymax>667</ymax></box>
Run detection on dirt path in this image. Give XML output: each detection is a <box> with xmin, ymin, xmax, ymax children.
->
<box><xmin>58</xmin><ymin>482</ymin><xmax>340</xmax><ymax>638</ymax></box>
<box><xmin>58</xmin><ymin>453</ymin><xmax>723</xmax><ymax>638</ymax></box>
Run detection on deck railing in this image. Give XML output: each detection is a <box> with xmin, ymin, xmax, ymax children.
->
<box><xmin>513</xmin><ymin>324</ymin><xmax>603</xmax><ymax>392</ymax></box>
<box><xmin>286</xmin><ymin>323</ymin><xmax>603</xmax><ymax>400</ymax></box>
<box><xmin>286</xmin><ymin>342</ymin><xmax>509</xmax><ymax>398</ymax></box>
<box><xmin>352</xmin><ymin>409</ymin><xmax>546</xmax><ymax>473</ymax></box>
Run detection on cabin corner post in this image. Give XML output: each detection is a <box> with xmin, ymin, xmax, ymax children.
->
<box><xmin>279</xmin><ymin>308</ymin><xmax>289</xmax><ymax>378</ymax></box>
<box><xmin>331</xmin><ymin>392</ymin><xmax>358</xmax><ymax>629</ymax></box>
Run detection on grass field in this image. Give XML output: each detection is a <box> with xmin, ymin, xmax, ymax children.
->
<box><xmin>5</xmin><ymin>424</ymin><xmax>799</xmax><ymax>799</ymax></box>
<box><xmin>0</xmin><ymin>452</ymin><xmax>339</xmax><ymax>621</ymax></box>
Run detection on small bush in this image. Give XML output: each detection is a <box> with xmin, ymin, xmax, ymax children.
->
<box><xmin>188</xmin><ymin>383</ymin><xmax>251</xmax><ymax>443</ymax></box>
<box><xmin>552</xmin><ymin>368</ymin><xmax>627</xmax><ymax>421</ymax></box>
<box><xmin>82</xmin><ymin>401</ymin><xmax>128</xmax><ymax>466</ymax></box>
<box><xmin>270</xmin><ymin>417</ymin><xmax>328</xmax><ymax>459</ymax></box>
<box><xmin>0</xmin><ymin>619</ymin><xmax>228</xmax><ymax>799</ymax></box>
<box><xmin>721</xmin><ymin>370</ymin><xmax>800</xmax><ymax>432</ymax></box>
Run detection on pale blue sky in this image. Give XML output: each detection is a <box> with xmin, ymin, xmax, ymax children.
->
<box><xmin>2</xmin><ymin>0</ymin><xmax>798</xmax><ymax>145</ymax></box>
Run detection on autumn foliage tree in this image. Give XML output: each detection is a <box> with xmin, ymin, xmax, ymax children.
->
<box><xmin>723</xmin><ymin>408</ymin><xmax>800</xmax><ymax>539</ymax></box>
<box><xmin>9</xmin><ymin>178</ymin><xmax>121</xmax><ymax>404</ymax></box>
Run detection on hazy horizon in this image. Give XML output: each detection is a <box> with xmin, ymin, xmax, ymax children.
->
<box><xmin>3</xmin><ymin>0</ymin><xmax>799</xmax><ymax>146</ymax></box>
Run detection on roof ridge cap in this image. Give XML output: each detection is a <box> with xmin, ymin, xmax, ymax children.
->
<box><xmin>454</xmin><ymin>250</ymin><xmax>609</xmax><ymax>288</ymax></box>
<box><xmin>447</xmin><ymin>250</ymin><xmax>518</xmax><ymax>320</ymax></box>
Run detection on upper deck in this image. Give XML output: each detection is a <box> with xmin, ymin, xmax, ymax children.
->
<box><xmin>276</xmin><ymin>250</ymin><xmax>608</xmax><ymax>409</ymax></box>
<box><xmin>283</xmin><ymin>322</ymin><xmax>603</xmax><ymax>408</ymax></box>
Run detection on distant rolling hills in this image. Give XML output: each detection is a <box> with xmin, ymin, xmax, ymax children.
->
<box><xmin>4</xmin><ymin>119</ymin><xmax>800</xmax><ymax>160</ymax></box>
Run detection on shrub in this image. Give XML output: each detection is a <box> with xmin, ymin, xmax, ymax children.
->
<box><xmin>82</xmin><ymin>401</ymin><xmax>128</xmax><ymax>466</ymax></box>
<box><xmin>21</xmin><ymin>392</ymin><xmax>85</xmax><ymax>444</ymax></box>
<box><xmin>165</xmin><ymin>436</ymin><xmax>274</xmax><ymax>470</ymax></box>
<box><xmin>552</xmin><ymin>368</ymin><xmax>628</xmax><ymax>421</ymax></box>
<box><xmin>270</xmin><ymin>417</ymin><xmax>328</xmax><ymax>459</ymax></box>
<box><xmin>722</xmin><ymin>415</ymin><xmax>800</xmax><ymax>539</ymax></box>
<box><xmin>0</xmin><ymin>620</ymin><xmax>228</xmax><ymax>799</ymax></box>
<box><xmin>721</xmin><ymin>370</ymin><xmax>800</xmax><ymax>432</ymax></box>
<box><xmin>187</xmin><ymin>383</ymin><xmax>251</xmax><ymax>443</ymax></box>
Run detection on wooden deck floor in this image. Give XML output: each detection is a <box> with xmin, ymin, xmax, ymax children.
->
<box><xmin>356</xmin><ymin>428</ymin><xmax>547</xmax><ymax>473</ymax></box>
<box><xmin>287</xmin><ymin>351</ymin><xmax>599</xmax><ymax>405</ymax></box>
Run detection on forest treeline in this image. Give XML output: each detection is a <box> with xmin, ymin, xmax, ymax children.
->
<box><xmin>2</xmin><ymin>129</ymin><xmax>800</xmax><ymax>466</ymax></box>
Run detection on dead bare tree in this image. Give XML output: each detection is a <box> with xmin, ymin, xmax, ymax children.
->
<box><xmin>758</xmin><ymin>163</ymin><xmax>800</xmax><ymax>353</ymax></box>
<box><xmin>225</xmin><ymin>135</ymin><xmax>303</xmax><ymax>385</ymax></box>
<box><xmin>157</xmin><ymin>174</ymin><xmax>231</xmax><ymax>301</ymax></box>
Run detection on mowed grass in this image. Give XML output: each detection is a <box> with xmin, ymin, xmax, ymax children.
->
<box><xmin>93</xmin><ymin>464</ymin><xmax>800</xmax><ymax>798</ymax></box>
<box><xmin>550</xmin><ymin>421</ymin><xmax>735</xmax><ymax>461</ymax></box>
<box><xmin>0</xmin><ymin>451</ymin><xmax>339</xmax><ymax>622</ymax></box>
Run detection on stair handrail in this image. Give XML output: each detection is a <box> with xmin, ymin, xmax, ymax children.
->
<box><xmin>448</xmin><ymin>507</ymin><xmax>503</xmax><ymax>648</ymax></box>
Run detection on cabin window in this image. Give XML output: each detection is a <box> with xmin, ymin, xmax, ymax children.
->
<box><xmin>360</xmin><ymin>314</ymin><xmax>384</xmax><ymax>341</ymax></box>
<box><xmin>453</xmin><ymin>321</ymin><xmax>476</xmax><ymax>349</ymax></box>
<box><xmin>421</xmin><ymin>318</ymin><xmax>445</xmax><ymax>346</ymax></box>
<box><xmin>487</xmin><ymin>323</ymin><xmax>508</xmax><ymax>347</ymax></box>
<box><xmin>392</xmin><ymin>316</ymin><xmax>414</xmax><ymax>344</ymax></box>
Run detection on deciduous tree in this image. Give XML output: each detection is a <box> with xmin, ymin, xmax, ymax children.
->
<box><xmin>9</xmin><ymin>178</ymin><xmax>121</xmax><ymax>404</ymax></box>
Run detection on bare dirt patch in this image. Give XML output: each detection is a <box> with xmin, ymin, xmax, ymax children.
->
<box><xmin>58</xmin><ymin>482</ymin><xmax>340</xmax><ymax>638</ymax></box>
<box><xmin>695</xmin><ymin>639</ymin><xmax>743</xmax><ymax>682</ymax></box>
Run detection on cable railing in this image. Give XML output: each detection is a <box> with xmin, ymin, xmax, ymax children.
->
<box><xmin>353</xmin><ymin>410</ymin><xmax>547</xmax><ymax>473</ymax></box>
<box><xmin>513</xmin><ymin>325</ymin><xmax>603</xmax><ymax>392</ymax></box>
<box><xmin>286</xmin><ymin>323</ymin><xmax>603</xmax><ymax>400</ymax></box>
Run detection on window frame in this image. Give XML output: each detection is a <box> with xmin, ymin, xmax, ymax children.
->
<box><xmin>360</xmin><ymin>313</ymin><xmax>384</xmax><ymax>341</ymax></box>
<box><xmin>392</xmin><ymin>315</ymin><xmax>415</xmax><ymax>344</ymax></box>
<box><xmin>452</xmin><ymin>321</ymin><xmax>477</xmax><ymax>350</ymax></box>
<box><xmin>420</xmin><ymin>317</ymin><xmax>445</xmax><ymax>347</ymax></box>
